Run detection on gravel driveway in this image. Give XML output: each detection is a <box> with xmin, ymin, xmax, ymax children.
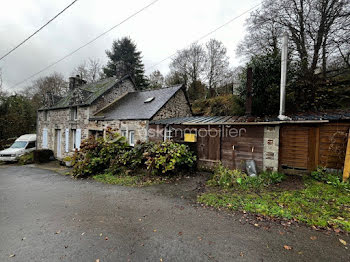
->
<box><xmin>0</xmin><ymin>165</ymin><xmax>349</xmax><ymax>262</ymax></box>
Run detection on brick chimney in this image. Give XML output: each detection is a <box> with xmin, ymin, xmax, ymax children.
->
<box><xmin>245</xmin><ymin>67</ymin><xmax>253</xmax><ymax>116</ymax></box>
<box><xmin>69</xmin><ymin>75</ymin><xmax>86</xmax><ymax>91</ymax></box>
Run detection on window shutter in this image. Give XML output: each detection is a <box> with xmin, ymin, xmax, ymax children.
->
<box><xmin>76</xmin><ymin>129</ymin><xmax>81</xmax><ymax>150</ymax></box>
<box><xmin>65</xmin><ymin>129</ymin><xmax>69</xmax><ymax>153</ymax></box>
<box><xmin>42</xmin><ymin>128</ymin><xmax>48</xmax><ymax>149</ymax></box>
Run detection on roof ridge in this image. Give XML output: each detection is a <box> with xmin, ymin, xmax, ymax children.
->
<box><xmin>137</xmin><ymin>84</ymin><xmax>183</xmax><ymax>93</ymax></box>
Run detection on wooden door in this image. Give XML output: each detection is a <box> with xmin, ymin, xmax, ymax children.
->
<box><xmin>197</xmin><ymin>127</ymin><xmax>220</xmax><ymax>162</ymax></box>
<box><xmin>56</xmin><ymin>129</ymin><xmax>61</xmax><ymax>158</ymax></box>
<box><xmin>279</xmin><ymin>125</ymin><xmax>310</xmax><ymax>171</ymax></box>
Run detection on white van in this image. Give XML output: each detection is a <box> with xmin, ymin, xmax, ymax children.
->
<box><xmin>0</xmin><ymin>134</ymin><xmax>37</xmax><ymax>162</ymax></box>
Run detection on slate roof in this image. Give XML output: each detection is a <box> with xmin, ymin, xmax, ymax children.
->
<box><xmin>150</xmin><ymin>110</ymin><xmax>350</xmax><ymax>125</ymax></box>
<box><xmin>92</xmin><ymin>84</ymin><xmax>183</xmax><ymax>120</ymax></box>
<box><xmin>40</xmin><ymin>76</ymin><xmax>125</xmax><ymax>110</ymax></box>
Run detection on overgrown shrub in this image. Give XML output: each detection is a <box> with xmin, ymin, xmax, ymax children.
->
<box><xmin>33</xmin><ymin>149</ymin><xmax>54</xmax><ymax>163</ymax></box>
<box><xmin>144</xmin><ymin>141</ymin><xmax>196</xmax><ymax>175</ymax></box>
<box><xmin>311</xmin><ymin>166</ymin><xmax>350</xmax><ymax>192</ymax></box>
<box><xmin>18</xmin><ymin>152</ymin><xmax>34</xmax><ymax>165</ymax></box>
<box><xmin>72</xmin><ymin>131</ymin><xmax>197</xmax><ymax>178</ymax></box>
<box><xmin>72</xmin><ymin>130</ymin><xmax>128</xmax><ymax>178</ymax></box>
<box><xmin>208</xmin><ymin>163</ymin><xmax>286</xmax><ymax>190</ymax></box>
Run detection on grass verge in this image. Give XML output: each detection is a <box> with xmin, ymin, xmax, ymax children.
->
<box><xmin>198</xmin><ymin>179</ymin><xmax>350</xmax><ymax>232</ymax></box>
<box><xmin>92</xmin><ymin>172</ymin><xmax>166</xmax><ymax>187</ymax></box>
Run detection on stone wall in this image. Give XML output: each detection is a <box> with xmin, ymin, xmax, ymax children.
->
<box><xmin>37</xmin><ymin>106</ymin><xmax>91</xmax><ymax>159</ymax></box>
<box><xmin>263</xmin><ymin>125</ymin><xmax>280</xmax><ymax>172</ymax></box>
<box><xmin>88</xmin><ymin>120</ymin><xmax>149</xmax><ymax>143</ymax></box>
<box><xmin>152</xmin><ymin>89</ymin><xmax>192</xmax><ymax>120</ymax></box>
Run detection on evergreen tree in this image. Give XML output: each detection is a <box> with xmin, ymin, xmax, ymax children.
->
<box><xmin>103</xmin><ymin>37</ymin><xmax>148</xmax><ymax>89</ymax></box>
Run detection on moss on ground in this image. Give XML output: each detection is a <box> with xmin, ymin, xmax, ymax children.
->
<box><xmin>92</xmin><ymin>172</ymin><xmax>166</xmax><ymax>187</ymax></box>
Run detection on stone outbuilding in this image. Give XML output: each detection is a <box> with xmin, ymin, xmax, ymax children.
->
<box><xmin>37</xmin><ymin>75</ymin><xmax>191</xmax><ymax>159</ymax></box>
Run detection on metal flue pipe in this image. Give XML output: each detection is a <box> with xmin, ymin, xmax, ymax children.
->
<box><xmin>278</xmin><ymin>32</ymin><xmax>289</xmax><ymax>120</ymax></box>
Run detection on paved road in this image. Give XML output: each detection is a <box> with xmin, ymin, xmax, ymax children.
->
<box><xmin>0</xmin><ymin>166</ymin><xmax>349</xmax><ymax>262</ymax></box>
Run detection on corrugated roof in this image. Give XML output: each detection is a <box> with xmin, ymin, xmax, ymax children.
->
<box><xmin>92</xmin><ymin>84</ymin><xmax>183</xmax><ymax>120</ymax></box>
<box><xmin>41</xmin><ymin>77</ymin><xmax>123</xmax><ymax>110</ymax></box>
<box><xmin>150</xmin><ymin>110</ymin><xmax>350</xmax><ymax>125</ymax></box>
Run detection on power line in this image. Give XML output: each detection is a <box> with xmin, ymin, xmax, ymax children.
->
<box><xmin>11</xmin><ymin>0</ymin><xmax>160</xmax><ymax>89</ymax></box>
<box><xmin>145</xmin><ymin>2</ymin><xmax>262</xmax><ymax>73</ymax></box>
<box><xmin>0</xmin><ymin>0</ymin><xmax>79</xmax><ymax>62</ymax></box>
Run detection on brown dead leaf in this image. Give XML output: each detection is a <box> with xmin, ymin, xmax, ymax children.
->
<box><xmin>239</xmin><ymin>252</ymin><xmax>244</xmax><ymax>257</ymax></box>
<box><xmin>153</xmin><ymin>229</ymin><xmax>157</xmax><ymax>232</ymax></box>
<box><xmin>178</xmin><ymin>232</ymin><xmax>183</xmax><ymax>236</ymax></box>
<box><xmin>310</xmin><ymin>236</ymin><xmax>317</xmax><ymax>240</ymax></box>
<box><xmin>284</xmin><ymin>245</ymin><xmax>292</xmax><ymax>250</ymax></box>
<box><xmin>105</xmin><ymin>237</ymin><xmax>109</xmax><ymax>241</ymax></box>
<box><xmin>339</xmin><ymin>239</ymin><xmax>347</xmax><ymax>245</ymax></box>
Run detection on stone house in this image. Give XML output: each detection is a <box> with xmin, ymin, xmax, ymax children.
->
<box><xmin>37</xmin><ymin>75</ymin><xmax>192</xmax><ymax>159</ymax></box>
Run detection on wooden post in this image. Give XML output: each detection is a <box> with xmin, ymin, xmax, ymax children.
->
<box><xmin>343</xmin><ymin>130</ymin><xmax>350</xmax><ymax>182</ymax></box>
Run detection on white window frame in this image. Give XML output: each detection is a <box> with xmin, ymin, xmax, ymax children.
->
<box><xmin>71</xmin><ymin>107</ymin><xmax>78</xmax><ymax>121</ymax></box>
<box><xmin>42</xmin><ymin>128</ymin><xmax>48</xmax><ymax>149</ymax></box>
<box><xmin>128</xmin><ymin>130</ymin><xmax>135</xmax><ymax>146</ymax></box>
<box><xmin>164</xmin><ymin>126</ymin><xmax>172</xmax><ymax>141</ymax></box>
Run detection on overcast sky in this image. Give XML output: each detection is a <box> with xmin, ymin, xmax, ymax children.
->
<box><xmin>0</xmin><ymin>0</ymin><xmax>259</xmax><ymax>91</ymax></box>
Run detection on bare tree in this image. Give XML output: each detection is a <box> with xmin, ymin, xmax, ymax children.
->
<box><xmin>205</xmin><ymin>39</ymin><xmax>230</xmax><ymax>96</ymax></box>
<box><xmin>169</xmin><ymin>43</ymin><xmax>206</xmax><ymax>90</ymax></box>
<box><xmin>238</xmin><ymin>0</ymin><xmax>350</xmax><ymax>75</ymax></box>
<box><xmin>23</xmin><ymin>72</ymin><xmax>68</xmax><ymax>106</ymax></box>
<box><xmin>72</xmin><ymin>58</ymin><xmax>102</xmax><ymax>84</ymax></box>
<box><xmin>148</xmin><ymin>70</ymin><xmax>164</xmax><ymax>89</ymax></box>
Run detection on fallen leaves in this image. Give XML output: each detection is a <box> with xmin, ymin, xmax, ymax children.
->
<box><xmin>178</xmin><ymin>232</ymin><xmax>183</xmax><ymax>236</ymax></box>
<box><xmin>310</xmin><ymin>236</ymin><xmax>317</xmax><ymax>240</ymax></box>
<box><xmin>339</xmin><ymin>239</ymin><xmax>347</xmax><ymax>246</ymax></box>
<box><xmin>283</xmin><ymin>245</ymin><xmax>292</xmax><ymax>250</ymax></box>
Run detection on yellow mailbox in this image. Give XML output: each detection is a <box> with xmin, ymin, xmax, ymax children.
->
<box><xmin>184</xmin><ymin>133</ymin><xmax>197</xmax><ymax>142</ymax></box>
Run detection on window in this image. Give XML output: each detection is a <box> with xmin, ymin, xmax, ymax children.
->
<box><xmin>44</xmin><ymin>111</ymin><xmax>48</xmax><ymax>121</ymax></box>
<box><xmin>121</xmin><ymin>130</ymin><xmax>127</xmax><ymax>138</ymax></box>
<box><xmin>26</xmin><ymin>141</ymin><xmax>36</xmax><ymax>149</ymax></box>
<box><xmin>144</xmin><ymin>97</ymin><xmax>155</xmax><ymax>103</ymax></box>
<box><xmin>128</xmin><ymin>131</ymin><xmax>135</xmax><ymax>146</ymax></box>
<box><xmin>71</xmin><ymin>129</ymin><xmax>77</xmax><ymax>149</ymax></box>
<box><xmin>71</xmin><ymin>107</ymin><xmax>78</xmax><ymax>120</ymax></box>
<box><xmin>89</xmin><ymin>130</ymin><xmax>104</xmax><ymax>140</ymax></box>
<box><xmin>164</xmin><ymin>126</ymin><xmax>172</xmax><ymax>141</ymax></box>
<box><xmin>10</xmin><ymin>141</ymin><xmax>27</xmax><ymax>149</ymax></box>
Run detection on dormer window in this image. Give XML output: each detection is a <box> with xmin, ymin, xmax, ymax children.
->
<box><xmin>71</xmin><ymin>107</ymin><xmax>78</xmax><ymax>120</ymax></box>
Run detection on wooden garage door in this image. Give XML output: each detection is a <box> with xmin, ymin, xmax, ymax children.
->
<box><xmin>279</xmin><ymin>126</ymin><xmax>310</xmax><ymax>170</ymax></box>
